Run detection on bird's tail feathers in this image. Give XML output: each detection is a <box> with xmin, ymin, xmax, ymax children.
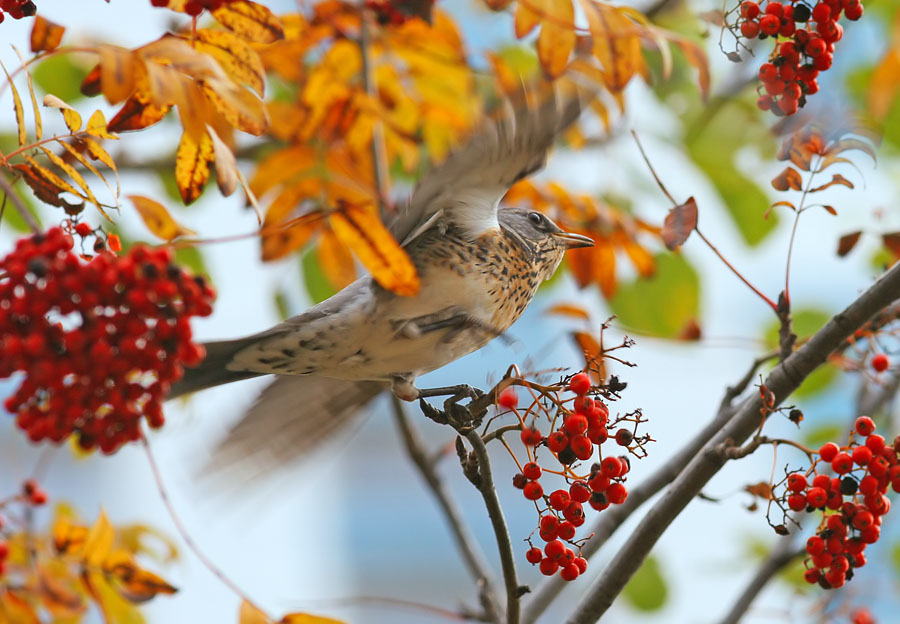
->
<box><xmin>168</xmin><ymin>337</ymin><xmax>265</xmax><ymax>399</ymax></box>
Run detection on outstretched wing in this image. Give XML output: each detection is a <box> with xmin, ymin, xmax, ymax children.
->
<box><xmin>390</xmin><ymin>90</ymin><xmax>584</xmax><ymax>246</ymax></box>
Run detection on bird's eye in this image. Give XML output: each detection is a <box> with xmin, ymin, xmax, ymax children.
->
<box><xmin>527</xmin><ymin>212</ymin><xmax>544</xmax><ymax>226</ymax></box>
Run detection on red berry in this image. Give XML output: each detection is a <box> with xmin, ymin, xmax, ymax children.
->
<box><xmin>549</xmin><ymin>489</ymin><xmax>571</xmax><ymax>511</ymax></box>
<box><xmin>569</xmin><ymin>481</ymin><xmax>592</xmax><ymax>503</ymax></box>
<box><xmin>844</xmin><ymin>3</ymin><xmax>862</xmax><ymax>19</ymax></box>
<box><xmin>806</xmin><ymin>535</ymin><xmax>825</xmax><ymax>556</ymax></box>
<box><xmin>560</xmin><ymin>564</ymin><xmax>579</xmax><ymax>581</ymax></box>
<box><xmin>544</xmin><ymin>539</ymin><xmax>565</xmax><ymax>560</ymax></box>
<box><xmin>74</xmin><ymin>222</ymin><xmax>93</xmax><ymax>237</ymax></box>
<box><xmin>557</xmin><ymin>521</ymin><xmax>576</xmax><ymax>541</ymax></box>
<box><xmin>547</xmin><ymin>431</ymin><xmax>569</xmax><ymax>453</ymax></box>
<box><xmin>523</xmin><ymin>481</ymin><xmax>543</xmax><ymax>501</ymax></box>
<box><xmin>852</xmin><ymin>510</ymin><xmax>875</xmax><ymax>530</ymax></box>
<box><xmin>811</xmin><ymin>3</ymin><xmax>831</xmax><ymax>22</ymax></box>
<box><xmin>759</xmin><ymin>14</ymin><xmax>780</xmax><ymax>35</ymax></box>
<box><xmin>498</xmin><ymin>387</ymin><xmax>518</xmax><ymax>410</ymax></box>
<box><xmin>574</xmin><ymin>556</ymin><xmax>588</xmax><ymax>573</ymax></box>
<box><xmin>787</xmin><ymin>473</ymin><xmax>807</xmax><ymax>492</ymax></box>
<box><xmin>806</xmin><ymin>37</ymin><xmax>827</xmax><ymax>57</ymax></box>
<box><xmin>570</xmin><ymin>435</ymin><xmax>594</xmax><ymax>460</ymax></box>
<box><xmin>807</xmin><ymin>486</ymin><xmax>828</xmax><ymax>508</ymax></box>
<box><xmin>540</xmin><ymin>514</ymin><xmax>559</xmax><ymax>534</ymax></box>
<box><xmin>740</xmin><ymin>0</ymin><xmax>760</xmax><ymax>18</ymax></box>
<box><xmin>803</xmin><ymin>568</ymin><xmax>820</xmax><ymax>584</ymax></box>
<box><xmin>606</xmin><ymin>482</ymin><xmax>627</xmax><ymax>505</ymax></box>
<box><xmin>740</xmin><ymin>21</ymin><xmax>760</xmax><ymax>38</ymax></box>
<box><xmin>759</xmin><ymin>62</ymin><xmax>778</xmax><ymax>82</ymax></box>
<box><xmin>564</xmin><ymin>414</ymin><xmax>588</xmax><ymax>436</ymax></box>
<box><xmin>787</xmin><ymin>494</ymin><xmax>807</xmax><ymax>511</ymax></box>
<box><xmin>539</xmin><ymin>558</ymin><xmax>559</xmax><ymax>576</ymax></box>
<box><xmin>568</xmin><ymin>373</ymin><xmax>591</xmax><ymax>395</ymax></box>
<box><xmin>871</xmin><ymin>354</ymin><xmax>889</xmax><ymax>373</ymax></box>
<box><xmin>526</xmin><ymin>547</ymin><xmax>543</xmax><ymax>564</ymax></box>
<box><xmin>764</xmin><ymin>2</ymin><xmax>783</xmax><ymax>17</ymax></box>
<box><xmin>520</xmin><ymin>427</ymin><xmax>543</xmax><ymax>446</ymax></box>
<box><xmin>522</xmin><ymin>462</ymin><xmax>542</xmax><ymax>481</ymax></box>
<box><xmin>600</xmin><ymin>456</ymin><xmax>622</xmax><ymax>478</ymax></box>
<box><xmin>819</xmin><ymin>442</ymin><xmax>840</xmax><ymax>462</ymax></box>
<box><xmin>852</xmin><ymin>445</ymin><xmax>873</xmax><ymax>466</ymax></box>
<box><xmin>614</xmin><ymin>428</ymin><xmax>633</xmax><ymax>447</ymax></box>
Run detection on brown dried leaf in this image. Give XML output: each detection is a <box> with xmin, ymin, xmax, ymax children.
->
<box><xmin>744</xmin><ymin>482</ymin><xmax>774</xmax><ymax>500</ymax></box>
<box><xmin>107</xmin><ymin>96</ymin><xmax>171</xmax><ymax>133</ymax></box>
<box><xmin>821</xmin><ymin>205</ymin><xmax>838</xmax><ymax>216</ymax></box>
<box><xmin>836</xmin><ymin>231</ymin><xmax>862</xmax><ymax>257</ymax></box>
<box><xmin>30</xmin><ymin>16</ymin><xmax>65</xmax><ymax>52</ymax></box>
<box><xmin>771</xmin><ymin>167</ymin><xmax>803</xmax><ymax>191</ymax></box>
<box><xmin>129</xmin><ymin>194</ymin><xmax>197</xmax><ymax>241</ymax></box>
<box><xmin>661</xmin><ymin>196</ymin><xmax>697</xmax><ymax>250</ymax></box>
<box><xmin>809</xmin><ymin>173</ymin><xmax>854</xmax><ymax>193</ymax></box>
<box><xmin>883</xmin><ymin>232</ymin><xmax>900</xmax><ymax>257</ymax></box>
<box><xmin>212</xmin><ymin>0</ymin><xmax>285</xmax><ymax>43</ymax></box>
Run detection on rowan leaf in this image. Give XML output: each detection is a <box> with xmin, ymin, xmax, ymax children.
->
<box><xmin>670</xmin><ymin>35</ymin><xmax>709</xmax><ymax>99</ymax></box>
<box><xmin>771</xmin><ymin>167</ymin><xmax>803</xmax><ymax>191</ymax></box>
<box><xmin>0</xmin><ymin>59</ymin><xmax>27</xmax><ymax>146</ymax></box>
<box><xmin>837</xmin><ymin>231</ymin><xmax>862</xmax><ymax>257</ymax></box>
<box><xmin>883</xmin><ymin>232</ymin><xmax>900</xmax><ymax>257</ymax></box>
<box><xmin>43</xmin><ymin>94</ymin><xmax>82</xmax><ymax>132</ymax></box>
<box><xmin>83</xmin><ymin>510</ymin><xmax>115</xmax><ymax>569</ymax></box>
<box><xmin>546</xmin><ymin>303</ymin><xmax>591</xmax><ymax>320</ymax></box>
<box><xmin>175</xmin><ymin>130</ymin><xmax>215</xmax><ymax>204</ymax></box>
<box><xmin>38</xmin><ymin>145</ymin><xmax>105</xmax><ymax>216</ymax></box>
<box><xmin>745</xmin><ymin>482</ymin><xmax>774</xmax><ymax>500</ymax></box>
<box><xmin>661</xmin><ymin>196</ymin><xmax>698</xmax><ymax>250</ymax></box>
<box><xmin>98</xmin><ymin>45</ymin><xmax>137</xmax><ymax>105</ymax></box>
<box><xmin>104</xmin><ymin>550</ymin><xmax>178</xmax><ymax>603</ymax></box>
<box><xmin>869</xmin><ymin>49</ymin><xmax>900</xmax><ymax>120</ymax></box>
<box><xmin>212</xmin><ymin>0</ymin><xmax>285</xmax><ymax>44</ymax></box>
<box><xmin>107</xmin><ymin>96</ymin><xmax>171</xmax><ymax>133</ymax></box>
<box><xmin>240</xmin><ymin>600</ymin><xmax>270</xmax><ymax>624</ymax></box>
<box><xmin>201</xmin><ymin>79</ymin><xmax>267</xmax><ymax>136</ymax></box>
<box><xmin>328</xmin><ymin>202</ymin><xmax>420</xmax><ymax>296</ymax></box>
<box><xmin>514</xmin><ymin>1</ymin><xmax>541</xmax><ymax>38</ymax></box>
<box><xmin>129</xmin><ymin>194</ymin><xmax>197</xmax><ymax>241</ymax></box>
<box><xmin>13</xmin><ymin>46</ymin><xmax>42</xmax><ymax>142</ymax></box>
<box><xmin>37</xmin><ymin>563</ymin><xmax>85</xmax><ymax>617</ymax></box>
<box><xmin>280</xmin><ymin>613</ymin><xmax>345</xmax><ymax>624</ymax></box>
<box><xmin>809</xmin><ymin>173</ymin><xmax>855</xmax><ymax>193</ymax></box>
<box><xmin>536</xmin><ymin>0</ymin><xmax>576</xmax><ymax>79</ymax></box>
<box><xmin>0</xmin><ymin>590</ymin><xmax>41</xmax><ymax>624</ymax></box>
<box><xmin>207</xmin><ymin>126</ymin><xmax>239</xmax><ymax>197</ymax></box>
<box><xmin>13</xmin><ymin>163</ymin><xmax>81</xmax><ymax>211</ymax></box>
<box><xmin>30</xmin><ymin>15</ymin><xmax>66</xmax><ymax>52</ymax></box>
<box><xmin>86</xmin><ymin>109</ymin><xmax>118</xmax><ymax>140</ymax></box>
<box><xmin>571</xmin><ymin>330</ymin><xmax>605</xmax><ymax>382</ymax></box>
<box><xmin>821</xmin><ymin>205</ymin><xmax>838</xmax><ymax>216</ymax></box>
<box><xmin>22</xmin><ymin>154</ymin><xmax>85</xmax><ymax>204</ymax></box>
<box><xmin>56</xmin><ymin>139</ymin><xmax>117</xmax><ymax>203</ymax></box>
<box><xmin>261</xmin><ymin>182</ymin><xmax>323</xmax><ymax>261</ymax></box>
<box><xmin>78</xmin><ymin>136</ymin><xmax>120</xmax><ymax>197</ymax></box>
<box><xmin>581</xmin><ymin>1</ymin><xmax>645</xmax><ymax>95</ymax></box>
<box><xmin>195</xmin><ymin>29</ymin><xmax>266</xmax><ymax>96</ymax></box>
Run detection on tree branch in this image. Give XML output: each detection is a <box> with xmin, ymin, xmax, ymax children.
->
<box><xmin>0</xmin><ymin>174</ymin><xmax>39</xmax><ymax>233</ymax></box>
<box><xmin>464</xmin><ymin>429</ymin><xmax>522</xmax><ymax>624</ymax></box>
<box><xmin>565</xmin><ymin>261</ymin><xmax>900</xmax><ymax>622</ymax></box>
<box><xmin>390</xmin><ymin>396</ymin><xmax>504</xmax><ymax>623</ymax></box>
<box><xmin>359</xmin><ymin>11</ymin><xmax>390</xmax><ymax>221</ymax></box>
<box><xmin>717</xmin><ymin>539</ymin><xmax>805</xmax><ymax>624</ymax></box>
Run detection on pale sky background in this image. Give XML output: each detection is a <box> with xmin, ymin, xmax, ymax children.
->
<box><xmin>0</xmin><ymin>2</ymin><xmax>898</xmax><ymax>623</ymax></box>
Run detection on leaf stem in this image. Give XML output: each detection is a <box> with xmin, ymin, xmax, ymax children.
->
<box><xmin>694</xmin><ymin>227</ymin><xmax>778</xmax><ymax>311</ymax></box>
<box><xmin>783</xmin><ymin>155</ymin><xmax>823</xmax><ymax>304</ymax></box>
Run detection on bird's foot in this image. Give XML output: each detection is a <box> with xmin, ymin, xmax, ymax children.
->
<box><xmin>416</xmin><ymin>384</ymin><xmax>485</xmax><ymax>431</ymax></box>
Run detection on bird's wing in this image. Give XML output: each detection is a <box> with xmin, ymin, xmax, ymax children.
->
<box><xmin>204</xmin><ymin>375</ymin><xmax>385</xmax><ymax>478</ymax></box>
<box><xmin>390</xmin><ymin>91</ymin><xmax>584</xmax><ymax>246</ymax></box>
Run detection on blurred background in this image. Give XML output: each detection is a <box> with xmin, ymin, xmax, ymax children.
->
<box><xmin>0</xmin><ymin>1</ymin><xmax>899</xmax><ymax>622</ymax></box>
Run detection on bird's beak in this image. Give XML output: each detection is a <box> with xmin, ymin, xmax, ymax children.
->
<box><xmin>553</xmin><ymin>231</ymin><xmax>594</xmax><ymax>249</ymax></box>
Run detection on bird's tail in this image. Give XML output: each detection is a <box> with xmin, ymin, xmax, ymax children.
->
<box><xmin>168</xmin><ymin>338</ymin><xmax>265</xmax><ymax>399</ymax></box>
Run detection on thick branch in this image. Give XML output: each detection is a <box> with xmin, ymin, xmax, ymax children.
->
<box><xmin>0</xmin><ymin>174</ymin><xmax>39</xmax><ymax>233</ymax></box>
<box><xmin>465</xmin><ymin>429</ymin><xmax>522</xmax><ymax>624</ymax></box>
<box><xmin>391</xmin><ymin>397</ymin><xmax>503</xmax><ymax>623</ymax></box>
<box><xmin>717</xmin><ymin>539</ymin><xmax>805</xmax><ymax>624</ymax></box>
<box><xmin>566</xmin><ymin>262</ymin><xmax>900</xmax><ymax>622</ymax></box>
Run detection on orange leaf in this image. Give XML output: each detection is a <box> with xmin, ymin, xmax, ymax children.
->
<box><xmin>744</xmin><ymin>482</ymin><xmax>774</xmax><ymax>500</ymax></box>
<box><xmin>107</xmin><ymin>96</ymin><xmax>171</xmax><ymax>133</ymax></box>
<box><xmin>514</xmin><ymin>1</ymin><xmax>541</xmax><ymax>38</ymax></box>
<box><xmin>571</xmin><ymin>330</ymin><xmax>605</xmax><ymax>382</ymax></box>
<box><xmin>621</xmin><ymin>237</ymin><xmax>655</xmax><ymax>277</ymax></box>
<box><xmin>98</xmin><ymin>45</ymin><xmax>137</xmax><ymax>105</ymax></box>
<box><xmin>104</xmin><ymin>550</ymin><xmax>178</xmax><ymax>603</ymax></box>
<box><xmin>201</xmin><ymin>79</ymin><xmax>268</xmax><ymax>136</ymax></box>
<box><xmin>661</xmin><ymin>196</ymin><xmax>697</xmax><ymax>250</ymax></box>
<box><xmin>280</xmin><ymin>613</ymin><xmax>345</xmax><ymax>624</ymax></box>
<box><xmin>593</xmin><ymin>238</ymin><xmax>617</xmax><ymax>298</ymax></box>
<box><xmin>129</xmin><ymin>194</ymin><xmax>197</xmax><ymax>241</ymax></box>
<box><xmin>869</xmin><ymin>49</ymin><xmax>900</xmax><ymax>120</ymax></box>
<box><xmin>771</xmin><ymin>166</ymin><xmax>803</xmax><ymax>191</ymax></box>
<box><xmin>883</xmin><ymin>232</ymin><xmax>900</xmax><ymax>257</ymax></box>
<box><xmin>261</xmin><ymin>181</ymin><xmax>323</xmax><ymax>261</ymax></box>
<box><xmin>328</xmin><ymin>202</ymin><xmax>420</xmax><ymax>296</ymax></box>
<box><xmin>240</xmin><ymin>600</ymin><xmax>271</xmax><ymax>624</ymax></box>
<box><xmin>837</xmin><ymin>231</ymin><xmax>862</xmax><ymax>257</ymax></box>
<box><xmin>536</xmin><ymin>0</ymin><xmax>576</xmax><ymax>79</ymax></box>
<box><xmin>316</xmin><ymin>227</ymin><xmax>357</xmax><ymax>289</ymax></box>
<box><xmin>37</xmin><ymin>564</ymin><xmax>85</xmax><ymax>617</ymax></box>
<box><xmin>194</xmin><ymin>29</ymin><xmax>266</xmax><ymax>96</ymax></box>
<box><xmin>212</xmin><ymin>0</ymin><xmax>285</xmax><ymax>43</ymax></box>
<box><xmin>545</xmin><ymin>303</ymin><xmax>590</xmax><ymax>320</ymax></box>
<box><xmin>175</xmin><ymin>130</ymin><xmax>215</xmax><ymax>204</ymax></box>
<box><xmin>581</xmin><ymin>1</ymin><xmax>645</xmax><ymax>95</ymax></box>
<box><xmin>30</xmin><ymin>16</ymin><xmax>65</xmax><ymax>52</ymax></box>
<box><xmin>0</xmin><ymin>590</ymin><xmax>40</xmax><ymax>624</ymax></box>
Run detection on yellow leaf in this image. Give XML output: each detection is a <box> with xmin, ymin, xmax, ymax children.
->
<box><xmin>13</xmin><ymin>46</ymin><xmax>42</xmax><ymax>142</ymax></box>
<box><xmin>22</xmin><ymin>154</ymin><xmax>86</xmax><ymax>206</ymax></box>
<box><xmin>78</xmin><ymin>136</ymin><xmax>120</xmax><ymax>199</ymax></box>
<box><xmin>39</xmin><ymin>145</ymin><xmax>104</xmax><ymax>216</ymax></box>
<box><xmin>104</xmin><ymin>550</ymin><xmax>178</xmax><ymax>603</ymax></box>
<box><xmin>53</xmin><ymin>515</ymin><xmax>88</xmax><ymax>555</ymax></box>
<box><xmin>86</xmin><ymin>109</ymin><xmax>119</xmax><ymax>140</ymax></box>
<box><xmin>239</xmin><ymin>599</ymin><xmax>271</xmax><ymax>624</ymax></box>
<box><xmin>175</xmin><ymin>130</ymin><xmax>215</xmax><ymax>204</ymax></box>
<box><xmin>328</xmin><ymin>201</ymin><xmax>420</xmax><ymax>296</ymax></box>
<box><xmin>37</xmin><ymin>563</ymin><xmax>85</xmax><ymax>618</ymax></box>
<box><xmin>249</xmin><ymin>145</ymin><xmax>318</xmax><ymax>199</ymax></box>
<box><xmin>869</xmin><ymin>49</ymin><xmax>900</xmax><ymax>120</ymax></box>
<box><xmin>0</xmin><ymin>59</ymin><xmax>27</xmax><ymax>146</ymax></box>
<box><xmin>514</xmin><ymin>1</ymin><xmax>540</xmax><ymax>38</ymax></box>
<box><xmin>83</xmin><ymin>510</ymin><xmax>115</xmax><ymax>570</ymax></box>
<box><xmin>208</xmin><ymin>126</ymin><xmax>239</xmax><ymax>197</ymax></box>
<box><xmin>57</xmin><ymin>139</ymin><xmax>117</xmax><ymax>204</ymax></box>
<box><xmin>195</xmin><ymin>29</ymin><xmax>266</xmax><ymax>96</ymax></box>
<box><xmin>317</xmin><ymin>226</ymin><xmax>357</xmax><ymax>290</ymax></box>
<box><xmin>0</xmin><ymin>589</ymin><xmax>41</xmax><ymax>624</ymax></box>
<box><xmin>261</xmin><ymin>181</ymin><xmax>323</xmax><ymax>261</ymax></box>
<box><xmin>212</xmin><ymin>0</ymin><xmax>285</xmax><ymax>44</ymax></box>
<box><xmin>81</xmin><ymin>571</ymin><xmax>146</xmax><ymax>624</ymax></box>
<box><xmin>43</xmin><ymin>94</ymin><xmax>82</xmax><ymax>132</ymax></box>
<box><xmin>98</xmin><ymin>45</ymin><xmax>137</xmax><ymax>105</ymax></box>
<box><xmin>536</xmin><ymin>0</ymin><xmax>576</xmax><ymax>79</ymax></box>
<box><xmin>116</xmin><ymin>524</ymin><xmax>179</xmax><ymax>564</ymax></box>
<box><xmin>201</xmin><ymin>78</ymin><xmax>268</xmax><ymax>136</ymax></box>
<box><xmin>280</xmin><ymin>613</ymin><xmax>345</xmax><ymax>624</ymax></box>
<box><xmin>581</xmin><ymin>0</ymin><xmax>645</xmax><ymax>96</ymax></box>
<box><xmin>30</xmin><ymin>15</ymin><xmax>65</xmax><ymax>52</ymax></box>
<box><xmin>129</xmin><ymin>194</ymin><xmax>197</xmax><ymax>241</ymax></box>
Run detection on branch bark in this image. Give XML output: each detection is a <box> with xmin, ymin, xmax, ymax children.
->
<box><xmin>0</xmin><ymin>174</ymin><xmax>39</xmax><ymax>233</ymax></box>
<box><xmin>391</xmin><ymin>396</ymin><xmax>504</xmax><ymax>623</ymax></box>
<box><xmin>565</xmin><ymin>263</ymin><xmax>900</xmax><ymax>622</ymax></box>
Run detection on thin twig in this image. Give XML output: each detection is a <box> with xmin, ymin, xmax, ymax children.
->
<box><xmin>0</xmin><ymin>174</ymin><xmax>39</xmax><ymax>233</ymax></box>
<box><xmin>140</xmin><ymin>434</ymin><xmax>269</xmax><ymax>618</ymax></box>
<box><xmin>694</xmin><ymin>228</ymin><xmax>779</xmax><ymax>311</ymax></box>
<box><xmin>565</xmin><ymin>260</ymin><xmax>900</xmax><ymax>622</ymax></box>
<box><xmin>359</xmin><ymin>10</ymin><xmax>390</xmax><ymax>221</ymax></box>
<box><xmin>390</xmin><ymin>396</ymin><xmax>503</xmax><ymax>623</ymax></box>
<box><xmin>717</xmin><ymin>539</ymin><xmax>805</xmax><ymax>624</ymax></box>
<box><xmin>465</xmin><ymin>430</ymin><xmax>521</xmax><ymax>624</ymax></box>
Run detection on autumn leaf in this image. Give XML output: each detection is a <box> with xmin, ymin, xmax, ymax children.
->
<box><xmin>316</xmin><ymin>226</ymin><xmax>357</xmax><ymax>289</ymax></box>
<box><xmin>98</xmin><ymin>45</ymin><xmax>137</xmax><ymax>105</ymax></box>
<box><xmin>212</xmin><ymin>0</ymin><xmax>285</xmax><ymax>44</ymax></box>
<box><xmin>809</xmin><ymin>173</ymin><xmax>854</xmax><ymax>193</ymax></box>
<box><xmin>43</xmin><ymin>94</ymin><xmax>82</xmax><ymax>132</ymax></box>
<box><xmin>771</xmin><ymin>167</ymin><xmax>803</xmax><ymax>191</ymax></box>
<box><xmin>85</xmin><ymin>110</ymin><xmax>118</xmax><ymax>140</ymax></box>
<box><xmin>82</xmin><ymin>510</ymin><xmax>115</xmax><ymax>569</ymax></box>
<box><xmin>883</xmin><ymin>232</ymin><xmax>900</xmax><ymax>257</ymax></box>
<box><xmin>208</xmin><ymin>126</ymin><xmax>240</xmax><ymax>197</ymax></box>
<box><xmin>30</xmin><ymin>16</ymin><xmax>65</xmax><ymax>52</ymax></box>
<box><xmin>240</xmin><ymin>599</ymin><xmax>271</xmax><ymax>624</ymax></box>
<box><xmin>868</xmin><ymin>48</ymin><xmax>900</xmax><ymax>120</ymax></box>
<box><xmin>194</xmin><ymin>29</ymin><xmax>266</xmax><ymax>96</ymax></box>
<box><xmin>536</xmin><ymin>0</ymin><xmax>576</xmax><ymax>79</ymax></box>
<box><xmin>104</xmin><ymin>550</ymin><xmax>178</xmax><ymax>603</ymax></box>
<box><xmin>744</xmin><ymin>482</ymin><xmax>774</xmax><ymax>500</ymax></box>
<box><xmin>0</xmin><ymin>59</ymin><xmax>27</xmax><ymax>146</ymax></box>
<box><xmin>661</xmin><ymin>197</ymin><xmax>698</xmax><ymax>250</ymax></box>
<box><xmin>175</xmin><ymin>130</ymin><xmax>215</xmax><ymax>204</ymax></box>
<box><xmin>280</xmin><ymin>613</ymin><xmax>346</xmax><ymax>624</ymax></box>
<box><xmin>546</xmin><ymin>302</ymin><xmax>591</xmax><ymax>320</ymax></box>
<box><xmin>107</xmin><ymin>96</ymin><xmax>171</xmax><ymax>133</ymax></box>
<box><xmin>837</xmin><ymin>231</ymin><xmax>862</xmax><ymax>257</ymax></box>
<box><xmin>571</xmin><ymin>330</ymin><xmax>605</xmax><ymax>383</ymax></box>
<box><xmin>129</xmin><ymin>195</ymin><xmax>197</xmax><ymax>241</ymax></box>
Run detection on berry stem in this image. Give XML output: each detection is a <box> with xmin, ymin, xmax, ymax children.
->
<box><xmin>783</xmin><ymin>155</ymin><xmax>824</xmax><ymax>304</ymax></box>
<box><xmin>140</xmin><ymin>434</ymin><xmax>270</xmax><ymax>618</ymax></box>
<box><xmin>694</xmin><ymin>227</ymin><xmax>779</xmax><ymax>312</ymax></box>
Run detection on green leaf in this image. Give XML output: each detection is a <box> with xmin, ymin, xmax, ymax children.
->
<box><xmin>891</xmin><ymin>541</ymin><xmax>900</xmax><ymax>580</ymax></box>
<box><xmin>622</xmin><ymin>555</ymin><xmax>668</xmax><ymax>612</ymax></box>
<box><xmin>803</xmin><ymin>423</ymin><xmax>843</xmax><ymax>449</ymax></box>
<box><xmin>764</xmin><ymin>308</ymin><xmax>836</xmax><ymax>397</ymax></box>
<box><xmin>32</xmin><ymin>54</ymin><xmax>87</xmax><ymax>103</ymax></box>
<box><xmin>685</xmin><ymin>102</ymin><xmax>778</xmax><ymax>246</ymax></box>
<box><xmin>273</xmin><ymin>289</ymin><xmax>290</xmax><ymax>321</ymax></box>
<box><xmin>173</xmin><ymin>245</ymin><xmax>209</xmax><ymax>279</ymax></box>
<box><xmin>609</xmin><ymin>253</ymin><xmax>700</xmax><ymax>338</ymax></box>
<box><xmin>301</xmin><ymin>248</ymin><xmax>337</xmax><ymax>304</ymax></box>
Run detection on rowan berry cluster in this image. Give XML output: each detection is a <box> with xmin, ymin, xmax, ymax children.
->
<box><xmin>0</xmin><ymin>228</ymin><xmax>214</xmax><ymax>454</ymax></box>
<box><xmin>733</xmin><ymin>0</ymin><xmax>864</xmax><ymax>116</ymax></box>
<box><xmin>0</xmin><ymin>480</ymin><xmax>47</xmax><ymax>577</ymax></box>
<box><xmin>506</xmin><ymin>372</ymin><xmax>648</xmax><ymax>582</ymax></box>
<box><xmin>0</xmin><ymin>0</ymin><xmax>36</xmax><ymax>23</ymax></box>
<box><xmin>149</xmin><ymin>0</ymin><xmax>239</xmax><ymax>15</ymax></box>
<box><xmin>363</xmin><ymin>0</ymin><xmax>434</xmax><ymax>26</ymax></box>
<box><xmin>780</xmin><ymin>417</ymin><xmax>897</xmax><ymax>589</ymax></box>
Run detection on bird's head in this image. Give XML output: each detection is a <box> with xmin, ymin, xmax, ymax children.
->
<box><xmin>498</xmin><ymin>208</ymin><xmax>594</xmax><ymax>281</ymax></box>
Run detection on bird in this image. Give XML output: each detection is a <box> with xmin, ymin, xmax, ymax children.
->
<box><xmin>168</xmin><ymin>89</ymin><xmax>593</xmax><ymax>470</ymax></box>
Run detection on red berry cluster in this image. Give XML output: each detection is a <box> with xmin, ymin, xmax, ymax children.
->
<box><xmin>0</xmin><ymin>0</ymin><xmax>36</xmax><ymax>23</ymax></box>
<box><xmin>734</xmin><ymin>0</ymin><xmax>863</xmax><ymax>116</ymax></box>
<box><xmin>363</xmin><ymin>0</ymin><xmax>436</xmax><ymax>26</ymax></box>
<box><xmin>0</xmin><ymin>480</ymin><xmax>48</xmax><ymax>577</ymax></box>
<box><xmin>149</xmin><ymin>0</ymin><xmax>238</xmax><ymax>16</ymax></box>
<box><xmin>781</xmin><ymin>417</ymin><xmax>898</xmax><ymax>589</ymax></box>
<box><xmin>0</xmin><ymin>228</ymin><xmax>214</xmax><ymax>453</ymax></box>
<box><xmin>508</xmin><ymin>372</ymin><xmax>647</xmax><ymax>582</ymax></box>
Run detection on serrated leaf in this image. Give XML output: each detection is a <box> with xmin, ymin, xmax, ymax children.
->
<box><xmin>30</xmin><ymin>16</ymin><xmax>65</xmax><ymax>52</ymax></box>
<box><xmin>212</xmin><ymin>1</ymin><xmax>285</xmax><ymax>44</ymax></box>
<box><xmin>622</xmin><ymin>555</ymin><xmax>668</xmax><ymax>612</ymax></box>
<box><xmin>661</xmin><ymin>196</ymin><xmax>697</xmax><ymax>250</ymax></box>
<box><xmin>175</xmin><ymin>130</ymin><xmax>214</xmax><ymax>204</ymax></box>
<box><xmin>328</xmin><ymin>201</ymin><xmax>419</xmax><ymax>296</ymax></box>
<box><xmin>128</xmin><ymin>194</ymin><xmax>196</xmax><ymax>241</ymax></box>
<box><xmin>837</xmin><ymin>231</ymin><xmax>862</xmax><ymax>257</ymax></box>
